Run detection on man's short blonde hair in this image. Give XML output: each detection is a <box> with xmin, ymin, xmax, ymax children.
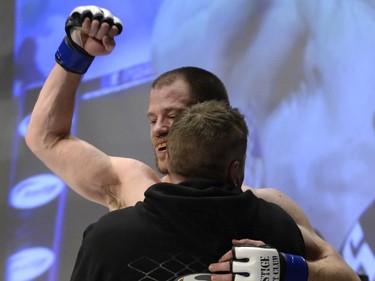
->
<box><xmin>167</xmin><ymin>100</ymin><xmax>248</xmax><ymax>181</ymax></box>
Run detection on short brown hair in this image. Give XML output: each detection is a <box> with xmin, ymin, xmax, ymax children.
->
<box><xmin>152</xmin><ymin>66</ymin><xmax>229</xmax><ymax>104</ymax></box>
<box><xmin>167</xmin><ymin>100</ymin><xmax>248</xmax><ymax>181</ymax></box>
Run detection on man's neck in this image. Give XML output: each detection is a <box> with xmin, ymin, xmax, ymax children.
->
<box><xmin>161</xmin><ymin>174</ymin><xmax>186</xmax><ymax>184</ymax></box>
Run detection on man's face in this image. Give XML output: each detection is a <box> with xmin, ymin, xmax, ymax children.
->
<box><xmin>147</xmin><ymin>79</ymin><xmax>194</xmax><ymax>174</ymax></box>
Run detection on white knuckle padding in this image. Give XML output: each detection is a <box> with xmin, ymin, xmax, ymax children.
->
<box><xmin>69</xmin><ymin>6</ymin><xmax>87</xmax><ymax>16</ymax></box>
<box><xmin>70</xmin><ymin>5</ymin><xmax>102</xmax><ymax>18</ymax></box>
<box><xmin>100</xmin><ymin>8</ymin><xmax>123</xmax><ymax>34</ymax></box>
<box><xmin>85</xmin><ymin>5</ymin><xmax>103</xmax><ymax>17</ymax></box>
<box><xmin>68</xmin><ymin>5</ymin><xmax>123</xmax><ymax>35</ymax></box>
<box><xmin>113</xmin><ymin>16</ymin><xmax>122</xmax><ymax>26</ymax></box>
<box><xmin>232</xmin><ymin>247</ymin><xmax>281</xmax><ymax>281</ymax></box>
<box><xmin>100</xmin><ymin>8</ymin><xmax>113</xmax><ymax>20</ymax></box>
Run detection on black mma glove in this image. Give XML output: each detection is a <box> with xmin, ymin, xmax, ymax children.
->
<box><xmin>55</xmin><ymin>6</ymin><xmax>123</xmax><ymax>74</ymax></box>
<box><xmin>231</xmin><ymin>246</ymin><xmax>308</xmax><ymax>281</ymax></box>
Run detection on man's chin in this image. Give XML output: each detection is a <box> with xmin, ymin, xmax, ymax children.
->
<box><xmin>156</xmin><ymin>160</ymin><xmax>168</xmax><ymax>175</ymax></box>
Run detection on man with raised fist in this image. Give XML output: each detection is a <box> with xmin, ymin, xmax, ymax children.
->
<box><xmin>26</xmin><ymin>5</ymin><xmax>360</xmax><ymax>281</ymax></box>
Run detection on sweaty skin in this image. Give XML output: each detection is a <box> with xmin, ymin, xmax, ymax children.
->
<box><xmin>26</xmin><ymin>14</ymin><xmax>360</xmax><ymax>281</ymax></box>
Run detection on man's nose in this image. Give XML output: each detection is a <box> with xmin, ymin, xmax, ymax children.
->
<box><xmin>153</xmin><ymin>120</ymin><xmax>169</xmax><ymax>136</ymax></box>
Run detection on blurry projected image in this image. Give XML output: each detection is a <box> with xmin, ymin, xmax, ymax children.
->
<box><xmin>5</xmin><ymin>0</ymin><xmax>375</xmax><ymax>280</ymax></box>
<box><xmin>151</xmin><ymin>1</ymin><xmax>375</xmax><ymax>277</ymax></box>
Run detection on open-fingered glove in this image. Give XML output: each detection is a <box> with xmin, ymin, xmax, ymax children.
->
<box><xmin>231</xmin><ymin>246</ymin><xmax>308</xmax><ymax>281</ymax></box>
<box><xmin>55</xmin><ymin>6</ymin><xmax>123</xmax><ymax>74</ymax></box>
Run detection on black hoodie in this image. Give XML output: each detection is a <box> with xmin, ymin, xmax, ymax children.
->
<box><xmin>70</xmin><ymin>179</ymin><xmax>305</xmax><ymax>281</ymax></box>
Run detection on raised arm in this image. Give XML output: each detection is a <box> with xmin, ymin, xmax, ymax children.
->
<box><xmin>25</xmin><ymin>6</ymin><xmax>157</xmax><ymax>210</ymax></box>
<box><xmin>26</xmin><ymin>63</ymin><xmax>115</xmax><ymax>206</ymax></box>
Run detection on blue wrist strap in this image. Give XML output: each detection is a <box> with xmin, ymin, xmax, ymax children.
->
<box><xmin>283</xmin><ymin>253</ymin><xmax>308</xmax><ymax>281</ymax></box>
<box><xmin>55</xmin><ymin>37</ymin><xmax>94</xmax><ymax>74</ymax></box>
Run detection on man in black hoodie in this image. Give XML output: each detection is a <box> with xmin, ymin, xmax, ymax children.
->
<box><xmin>69</xmin><ymin>101</ymin><xmax>306</xmax><ymax>281</ymax></box>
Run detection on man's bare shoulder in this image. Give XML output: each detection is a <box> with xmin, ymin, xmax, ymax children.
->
<box><xmin>242</xmin><ymin>184</ymin><xmax>313</xmax><ymax>230</ymax></box>
<box><xmin>243</xmin><ymin>185</ymin><xmax>284</xmax><ymax>202</ymax></box>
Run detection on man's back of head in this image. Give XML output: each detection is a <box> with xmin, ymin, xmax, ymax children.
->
<box><xmin>167</xmin><ymin>100</ymin><xmax>248</xmax><ymax>184</ymax></box>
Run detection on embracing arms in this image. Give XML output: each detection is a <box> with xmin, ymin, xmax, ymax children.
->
<box><xmin>261</xmin><ymin>188</ymin><xmax>360</xmax><ymax>281</ymax></box>
<box><xmin>209</xmin><ymin>188</ymin><xmax>360</xmax><ymax>281</ymax></box>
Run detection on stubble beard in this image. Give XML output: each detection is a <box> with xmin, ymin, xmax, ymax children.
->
<box><xmin>155</xmin><ymin>154</ymin><xmax>168</xmax><ymax>175</ymax></box>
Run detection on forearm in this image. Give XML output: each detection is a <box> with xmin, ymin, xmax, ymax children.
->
<box><xmin>308</xmin><ymin>254</ymin><xmax>360</xmax><ymax>281</ymax></box>
<box><xmin>253</xmin><ymin>190</ymin><xmax>361</xmax><ymax>281</ymax></box>
<box><xmin>26</xmin><ymin>64</ymin><xmax>82</xmax><ymax>151</ymax></box>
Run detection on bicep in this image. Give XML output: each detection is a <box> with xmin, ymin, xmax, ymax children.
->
<box><xmin>38</xmin><ymin>135</ymin><xmax>121</xmax><ymax>206</ymax></box>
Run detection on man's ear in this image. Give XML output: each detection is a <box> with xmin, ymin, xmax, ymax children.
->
<box><xmin>229</xmin><ymin>160</ymin><xmax>242</xmax><ymax>187</ymax></box>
